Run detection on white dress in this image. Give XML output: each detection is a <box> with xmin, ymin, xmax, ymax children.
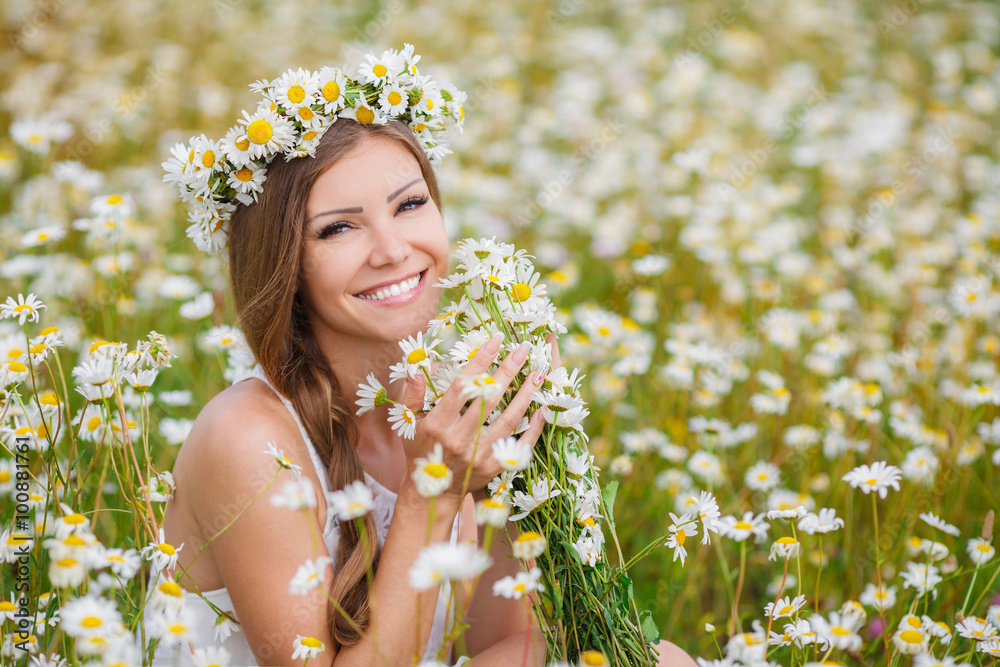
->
<box><xmin>147</xmin><ymin>365</ymin><xmax>459</xmax><ymax>666</ymax></box>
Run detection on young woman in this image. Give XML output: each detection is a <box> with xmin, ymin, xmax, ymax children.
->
<box><xmin>153</xmin><ymin>66</ymin><xmax>697</xmax><ymax>667</ymax></box>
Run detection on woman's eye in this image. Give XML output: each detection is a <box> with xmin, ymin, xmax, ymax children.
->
<box><xmin>397</xmin><ymin>195</ymin><xmax>428</xmax><ymax>213</ymax></box>
<box><xmin>318</xmin><ymin>222</ymin><xmax>350</xmax><ymax>240</ymax></box>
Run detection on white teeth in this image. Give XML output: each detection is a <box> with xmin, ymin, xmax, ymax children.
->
<box><xmin>358</xmin><ymin>272</ymin><xmax>422</xmax><ymax>301</ymax></box>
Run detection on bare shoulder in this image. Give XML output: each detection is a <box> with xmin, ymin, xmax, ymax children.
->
<box><xmin>171</xmin><ymin>377</ymin><xmax>316</xmax><ymax>523</ymax></box>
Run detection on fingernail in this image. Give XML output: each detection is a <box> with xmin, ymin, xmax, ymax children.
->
<box><xmin>486</xmin><ymin>332</ymin><xmax>503</xmax><ymax>354</ymax></box>
<box><xmin>532</xmin><ymin>362</ymin><xmax>549</xmax><ymax>387</ymax></box>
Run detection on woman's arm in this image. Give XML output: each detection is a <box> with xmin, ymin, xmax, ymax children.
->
<box><xmin>185</xmin><ymin>397</ymin><xmax>464</xmax><ymax>666</ymax></box>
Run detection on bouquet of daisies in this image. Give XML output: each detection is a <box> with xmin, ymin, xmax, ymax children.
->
<box><xmin>358</xmin><ymin>237</ymin><xmax>703</xmax><ymax>664</ymax></box>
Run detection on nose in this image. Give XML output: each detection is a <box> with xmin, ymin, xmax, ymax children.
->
<box><xmin>367</xmin><ymin>220</ymin><xmax>412</xmax><ymax>268</ymax></box>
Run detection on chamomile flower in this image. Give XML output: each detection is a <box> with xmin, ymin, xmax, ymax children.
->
<box><xmin>475</xmin><ymin>497</ymin><xmax>510</xmax><ymax>527</ymax></box>
<box><xmin>275</xmin><ymin>67</ymin><xmax>320</xmax><ymax>114</ymax></box>
<box><xmin>665</xmin><ymin>512</ymin><xmax>698</xmax><ymax>565</ymax></box>
<box><xmin>292</xmin><ymin>636</ymin><xmax>325</xmax><ymax>661</ymax></box>
<box><xmin>967</xmin><ymin>538</ymin><xmax>996</xmax><ymax>564</ymax></box>
<box><xmin>411</xmin><ymin>443</ymin><xmax>453</xmax><ymax>498</ymax></box>
<box><xmin>236</xmin><ymin>107</ymin><xmax>295</xmax><ymax>160</ymax></box>
<box><xmin>764</xmin><ymin>594</ymin><xmax>807</xmax><ymax>620</ymax></box>
<box><xmin>358</xmin><ymin>49</ymin><xmax>402</xmax><ymax>86</ymax></box>
<box><xmin>378</xmin><ymin>83</ymin><xmax>410</xmax><ymax>115</ymax></box>
<box><xmin>920</xmin><ymin>512</ymin><xmax>960</xmax><ymax>536</ymax></box>
<box><xmin>398</xmin><ymin>332</ymin><xmax>440</xmax><ymax>377</ymax></box>
<box><xmin>955</xmin><ymin>616</ymin><xmax>997</xmax><ymax>640</ymax></box>
<box><xmin>510</xmin><ymin>476</ymin><xmax>562</xmax><ymax>521</ymax></box>
<box><xmin>893</xmin><ymin>626</ymin><xmax>929</xmax><ymax>654</ymax></box>
<box><xmin>340</xmin><ymin>93</ymin><xmax>386</xmax><ymax>126</ymax></box>
<box><xmin>842</xmin><ymin>461</ymin><xmax>902</xmax><ymax>498</ymax></box>
<box><xmin>798</xmin><ymin>508</ymin><xmax>845</xmax><ymax>535</ymax></box>
<box><xmin>193</xmin><ymin>647</ymin><xmax>231</xmax><ymax>667</ymax></box>
<box><xmin>316</xmin><ymin>67</ymin><xmax>349</xmax><ymax>114</ymax></box>
<box><xmin>289</xmin><ymin>556</ymin><xmax>333</xmax><ymax>596</ymax></box>
<box><xmin>461</xmin><ymin>372</ymin><xmax>502</xmax><ymax>401</ymax></box>
<box><xmin>745</xmin><ymin>460</ymin><xmax>782</xmax><ymax>492</ymax></box>
<box><xmin>59</xmin><ymin>594</ymin><xmax>123</xmax><ymax>638</ymax></box>
<box><xmin>718</xmin><ymin>511</ymin><xmax>769</xmax><ymax>543</ymax></box>
<box><xmin>859</xmin><ymin>582</ymin><xmax>897</xmax><ymax>611</ymax></box>
<box><xmin>769</xmin><ymin>536</ymin><xmax>801</xmax><ymax>560</ymax></box>
<box><xmin>263</xmin><ymin>441</ymin><xmax>303</xmax><ymax>480</ymax></box>
<box><xmin>493</xmin><ymin>567</ymin><xmax>544</xmax><ymax>599</ymax></box>
<box><xmin>408</xmin><ymin>542</ymin><xmax>492</xmax><ymax>590</ymax></box>
<box><xmin>1</xmin><ymin>293</ymin><xmax>46</xmax><ymax>326</ymax></box>
<box><xmin>355</xmin><ymin>373</ymin><xmax>389</xmax><ymax>415</ymax></box>
<box><xmin>270</xmin><ymin>477</ymin><xmax>317</xmax><ymax>510</ymax></box>
<box><xmin>387</xmin><ymin>404</ymin><xmax>417</xmax><ymax>440</ymax></box>
<box><xmin>512</xmin><ymin>531</ymin><xmax>547</xmax><ymax>559</ymax></box>
<box><xmin>140</xmin><ymin>527</ymin><xmax>183</xmax><ymax>571</ymax></box>
<box><xmin>492</xmin><ymin>436</ymin><xmax>532</xmax><ymax>472</ymax></box>
<box><xmin>327</xmin><ymin>480</ymin><xmax>374</xmax><ymax>521</ymax></box>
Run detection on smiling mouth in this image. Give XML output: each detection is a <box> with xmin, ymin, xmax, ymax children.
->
<box><xmin>354</xmin><ymin>270</ymin><xmax>426</xmax><ymax>301</ymax></box>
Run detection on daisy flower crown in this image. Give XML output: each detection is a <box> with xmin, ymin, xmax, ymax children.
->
<box><xmin>162</xmin><ymin>44</ymin><xmax>465</xmax><ymax>256</ymax></box>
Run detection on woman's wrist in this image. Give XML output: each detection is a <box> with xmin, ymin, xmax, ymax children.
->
<box><xmin>395</xmin><ymin>477</ymin><xmax>463</xmax><ymax>519</ymax></box>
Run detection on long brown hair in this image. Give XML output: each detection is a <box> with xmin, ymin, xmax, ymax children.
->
<box><xmin>227</xmin><ymin>119</ymin><xmax>442</xmax><ymax>645</ymax></box>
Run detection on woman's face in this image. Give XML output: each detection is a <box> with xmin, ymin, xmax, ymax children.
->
<box><xmin>299</xmin><ymin>136</ymin><xmax>449</xmax><ymax>354</ymax></box>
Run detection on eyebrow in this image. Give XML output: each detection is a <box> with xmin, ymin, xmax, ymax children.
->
<box><xmin>306</xmin><ymin>177</ymin><xmax>425</xmax><ymax>226</ymax></box>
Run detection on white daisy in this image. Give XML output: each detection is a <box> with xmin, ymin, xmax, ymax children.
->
<box><xmin>378</xmin><ymin>82</ymin><xmax>410</xmax><ymax>115</ymax></box>
<box><xmin>492</xmin><ymin>567</ymin><xmax>544</xmax><ymax>599</ymax></box>
<box><xmin>665</xmin><ymin>512</ymin><xmax>698</xmax><ymax>565</ymax></box>
<box><xmin>411</xmin><ymin>443</ymin><xmax>453</xmax><ymax>498</ymax></box>
<box><xmin>842</xmin><ymin>461</ymin><xmax>902</xmax><ymax>498</ymax></box>
<box><xmin>291</xmin><ymin>636</ymin><xmax>325</xmax><ymax>661</ymax></box>
<box><xmin>387</xmin><ymin>403</ymin><xmax>417</xmax><ymax>440</ymax></box>
<box><xmin>339</xmin><ymin>92</ymin><xmax>387</xmax><ymax>126</ymax></box>
<box><xmin>316</xmin><ymin>67</ymin><xmax>349</xmax><ymax>114</ymax></box>
<box><xmin>289</xmin><ymin>556</ymin><xmax>333</xmax><ymax>596</ymax></box>
<box><xmin>491</xmin><ymin>436</ymin><xmax>532</xmax><ymax>472</ymax></box>
<box><xmin>408</xmin><ymin>542</ymin><xmax>492</xmax><ymax>590</ymax></box>
<box><xmin>269</xmin><ymin>477</ymin><xmax>317</xmax><ymax>510</ymax></box>
<box><xmin>967</xmin><ymin>538</ymin><xmax>996</xmax><ymax>565</ymax></box>
<box><xmin>919</xmin><ymin>511</ymin><xmax>960</xmax><ymax>536</ymax></box>
<box><xmin>355</xmin><ymin>372</ymin><xmax>388</xmax><ymax>415</ymax></box>
<box><xmin>1</xmin><ymin>293</ymin><xmax>46</xmax><ymax>326</ymax></box>
<box><xmin>327</xmin><ymin>480</ymin><xmax>373</xmax><ymax>521</ymax></box>
<box><xmin>236</xmin><ymin>106</ymin><xmax>295</xmax><ymax>159</ymax></box>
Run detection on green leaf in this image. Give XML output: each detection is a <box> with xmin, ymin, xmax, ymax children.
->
<box><xmin>639</xmin><ymin>610</ymin><xmax>661</xmax><ymax>643</ymax></box>
<box><xmin>602</xmin><ymin>480</ymin><xmax>619</xmax><ymax>530</ymax></box>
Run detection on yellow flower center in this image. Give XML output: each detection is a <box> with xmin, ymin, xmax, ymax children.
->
<box><xmin>235</xmin><ymin>136</ymin><xmax>250</xmax><ymax>151</ymax></box>
<box><xmin>597</xmin><ymin>326</ymin><xmax>612</xmax><ymax>337</ymax></box>
<box><xmin>30</xmin><ymin>344</ymin><xmax>47</xmax><ymax>354</ymax></box>
<box><xmin>201</xmin><ymin>150</ymin><xmax>215</xmax><ymax>168</ymax></box>
<box><xmin>406</xmin><ymin>349</ymin><xmax>427</xmax><ymax>364</ymax></box>
<box><xmin>65</xmin><ymin>513</ymin><xmax>86</xmax><ymax>525</ymax></box>
<box><xmin>81</xmin><ymin>616</ymin><xmax>103</xmax><ymax>628</ymax></box>
<box><xmin>517</xmin><ymin>531</ymin><xmax>542</xmax><ymax>543</ymax></box>
<box><xmin>513</xmin><ymin>282</ymin><xmax>532</xmax><ymax>302</ymax></box>
<box><xmin>8</xmin><ymin>361</ymin><xmax>27</xmax><ymax>373</ymax></box>
<box><xmin>899</xmin><ymin>630</ymin><xmax>923</xmax><ymax>644</ymax></box>
<box><xmin>779</xmin><ymin>604</ymin><xmax>793</xmax><ymax>615</ymax></box>
<box><xmin>831</xmin><ymin>626</ymin><xmax>850</xmax><ymax>636</ymax></box>
<box><xmin>303</xmin><ymin>130</ymin><xmax>317</xmax><ymax>141</ymax></box>
<box><xmin>287</xmin><ymin>85</ymin><xmax>305</xmax><ymax>104</ymax></box>
<box><xmin>301</xmin><ymin>636</ymin><xmax>322</xmax><ymax>648</ymax></box>
<box><xmin>107</xmin><ymin>194</ymin><xmax>123</xmax><ymax>205</ymax></box>
<box><xmin>158</xmin><ymin>542</ymin><xmax>176</xmax><ymax>556</ymax></box>
<box><xmin>299</xmin><ymin>107</ymin><xmax>313</xmax><ymax>120</ymax></box>
<box><xmin>372</xmin><ymin>64</ymin><xmax>387</xmax><ymax>78</ymax></box>
<box><xmin>159</xmin><ymin>582</ymin><xmax>182</xmax><ymax>597</ymax></box>
<box><xmin>323</xmin><ymin>81</ymin><xmax>340</xmax><ymax>101</ymax></box>
<box><xmin>514</xmin><ymin>582</ymin><xmax>527</xmax><ymax>593</ymax></box>
<box><xmin>581</xmin><ymin>651</ymin><xmax>606</xmax><ymax>666</ymax></box>
<box><xmin>0</xmin><ymin>472</ymin><xmax>8</xmax><ymax>483</ymax></box>
<box><xmin>87</xmin><ymin>416</ymin><xmax>103</xmax><ymax>430</ymax></box>
<box><xmin>387</xmin><ymin>91</ymin><xmax>402</xmax><ymax>106</ymax></box>
<box><xmin>0</xmin><ymin>601</ymin><xmax>16</xmax><ymax>612</ymax></box>
<box><xmin>356</xmin><ymin>106</ymin><xmax>375</xmax><ymax>124</ymax></box>
<box><xmin>169</xmin><ymin>623</ymin><xmax>187</xmax><ymax>635</ymax></box>
<box><xmin>865</xmin><ymin>479</ymin><xmax>878</xmax><ymax>486</ymax></box>
<box><xmin>734</xmin><ymin>520</ymin><xmax>753</xmax><ymax>530</ymax></box>
<box><xmin>424</xmin><ymin>462</ymin><xmax>449</xmax><ymax>479</ymax></box>
<box><xmin>56</xmin><ymin>557</ymin><xmax>78</xmax><ymax>567</ymax></box>
<box><xmin>906</xmin><ymin>616</ymin><xmax>921</xmax><ymax>628</ymax></box>
<box><xmin>675</xmin><ymin>530</ymin><xmax>686</xmax><ymax>546</ymax></box>
<box><xmin>247</xmin><ymin>120</ymin><xmax>273</xmax><ymax>145</ymax></box>
<box><xmin>64</xmin><ymin>535</ymin><xmax>87</xmax><ymax>547</ymax></box>
<box><xmin>235</xmin><ymin>168</ymin><xmax>254</xmax><ymax>183</ymax></box>
<box><xmin>777</xmin><ymin>537</ymin><xmax>798</xmax><ymax>545</ymax></box>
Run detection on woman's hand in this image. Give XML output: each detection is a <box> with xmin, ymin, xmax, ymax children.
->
<box><xmin>400</xmin><ymin>332</ymin><xmax>550</xmax><ymax>502</ymax></box>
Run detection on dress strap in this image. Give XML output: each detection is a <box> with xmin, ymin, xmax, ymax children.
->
<box><xmin>245</xmin><ymin>365</ymin><xmax>333</xmax><ymax>498</ymax></box>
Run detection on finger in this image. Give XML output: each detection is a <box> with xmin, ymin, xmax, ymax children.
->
<box><xmin>517</xmin><ymin>409</ymin><xmax>546</xmax><ymax>450</ymax></box>
<box><xmin>473</xmin><ymin>359</ymin><xmax>548</xmax><ymax>440</ymax></box>
<box><xmin>546</xmin><ymin>331</ymin><xmax>562</xmax><ymax>369</ymax></box>
<box><xmin>432</xmin><ymin>331</ymin><xmax>505</xmax><ymax>417</ymax></box>
<box><xmin>457</xmin><ymin>341</ymin><xmax>532</xmax><ymax>434</ymax></box>
<box><xmin>401</xmin><ymin>373</ymin><xmax>426</xmax><ymax>414</ymax></box>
